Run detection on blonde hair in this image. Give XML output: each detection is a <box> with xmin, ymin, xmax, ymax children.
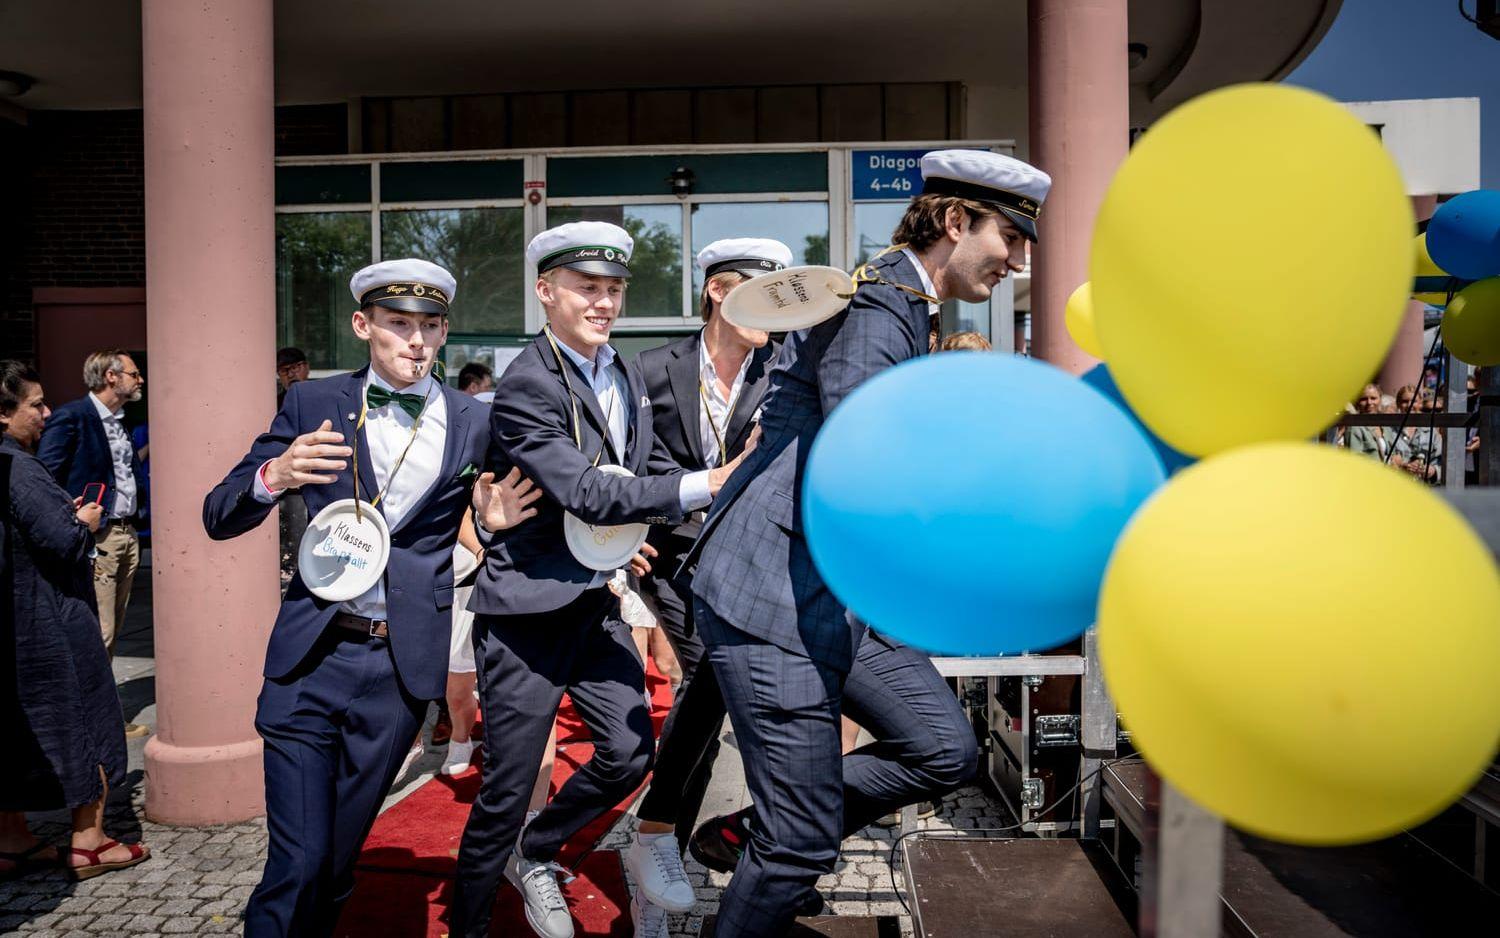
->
<box><xmin>940</xmin><ymin>331</ymin><xmax>992</xmax><ymax>352</ymax></box>
<box><xmin>83</xmin><ymin>349</ymin><xmax>129</xmax><ymax>392</ymax></box>
<box><xmin>700</xmin><ymin>270</ymin><xmax>749</xmax><ymax>322</ymax></box>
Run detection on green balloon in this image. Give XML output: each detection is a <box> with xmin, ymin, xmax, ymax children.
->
<box><xmin>1442</xmin><ymin>277</ymin><xmax>1500</xmax><ymax>367</ymax></box>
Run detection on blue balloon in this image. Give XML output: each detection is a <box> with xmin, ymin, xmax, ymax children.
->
<box><xmin>802</xmin><ymin>353</ymin><xmax>1167</xmax><ymax>656</ymax></box>
<box><xmin>1079</xmin><ymin>365</ymin><xmax>1196</xmax><ymax>476</ymax></box>
<box><xmin>1428</xmin><ymin>190</ymin><xmax>1500</xmax><ymax>282</ymax></box>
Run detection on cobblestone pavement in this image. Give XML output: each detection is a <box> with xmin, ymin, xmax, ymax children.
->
<box><xmin>604</xmin><ymin>785</ymin><xmax>1016</xmax><ymax>938</ymax></box>
<box><xmin>1</xmin><ymin>569</ymin><xmax>1016</xmax><ymax>936</ymax></box>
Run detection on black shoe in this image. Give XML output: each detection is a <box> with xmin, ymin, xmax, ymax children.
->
<box><xmin>795</xmin><ymin>890</ymin><xmax>827</xmax><ymax>917</ymax></box>
<box><xmin>688</xmin><ymin>808</ymin><xmax>752</xmax><ymax>874</ymax></box>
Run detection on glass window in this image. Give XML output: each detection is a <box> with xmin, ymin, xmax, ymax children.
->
<box><xmin>548</xmin><ymin>153</ymin><xmax>827</xmax><ymax>197</ymax></box>
<box><xmin>689</xmin><ymin>201</ymin><xmax>830</xmax><ymax>296</ymax></box>
<box><xmin>275</xmin><ymin>212</ymin><xmax>372</xmax><ymax>370</ymax></box>
<box><xmin>444</xmin><ymin>337</ymin><xmax>531</xmax><ymax>385</ymax></box>
<box><xmin>380</xmin><ymin>208</ymin><xmax>527</xmax><ymax>335</ymax></box>
<box><xmin>547</xmin><ymin>204</ymin><xmax>683</xmax><ymax>319</ymax></box>
<box><xmin>852</xmin><ymin>202</ymin><xmax>992</xmax><ymax>343</ymax></box>
<box><xmin>380</xmin><ymin>160</ymin><xmax>523</xmax><ymax>202</ymax></box>
<box><xmin>611</xmin><ymin>331</ymin><xmax>696</xmax><ymax>360</ymax></box>
<box><xmin>276</xmin><ymin>165</ymin><xmax>371</xmax><ymax>205</ymax></box>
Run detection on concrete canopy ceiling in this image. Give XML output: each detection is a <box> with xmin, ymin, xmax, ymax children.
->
<box><xmin>1</xmin><ymin>0</ymin><xmax>1337</xmax><ymax>119</ymax></box>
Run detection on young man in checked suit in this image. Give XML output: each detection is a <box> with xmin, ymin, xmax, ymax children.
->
<box><xmin>685</xmin><ymin>150</ymin><xmax>1052</xmax><ymax>936</ymax></box>
<box><xmin>624</xmin><ymin>238</ymin><xmax>788</xmax><ymax>936</ymax></box>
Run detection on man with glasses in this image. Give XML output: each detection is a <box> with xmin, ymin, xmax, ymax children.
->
<box><xmin>275</xmin><ymin>346</ymin><xmax>310</xmax><ymax>408</ymax></box>
<box><xmin>38</xmin><ymin>350</ymin><xmax>149</xmax><ymax>736</ymax></box>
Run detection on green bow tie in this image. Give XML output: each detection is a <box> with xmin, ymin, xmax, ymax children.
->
<box><xmin>366</xmin><ymin>384</ymin><xmax>425</xmax><ymax>420</ymax></box>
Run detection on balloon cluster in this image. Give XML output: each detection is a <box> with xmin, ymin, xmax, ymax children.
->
<box><xmin>1426</xmin><ymin>189</ymin><xmax>1500</xmax><ymax>366</ymax></box>
<box><xmin>803</xmin><ymin>84</ymin><xmax>1500</xmax><ymax>848</ymax></box>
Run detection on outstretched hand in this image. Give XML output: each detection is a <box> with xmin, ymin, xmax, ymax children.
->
<box><xmin>264</xmin><ymin>419</ymin><xmax>351</xmax><ymax>491</ymax></box>
<box><xmin>472</xmin><ymin>467</ymin><xmax>543</xmax><ymax>532</ymax></box>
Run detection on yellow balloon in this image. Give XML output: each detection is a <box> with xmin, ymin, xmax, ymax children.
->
<box><xmin>1064</xmin><ymin>282</ymin><xmax>1104</xmax><ymax>359</ymax></box>
<box><xmin>1091</xmin><ymin>85</ymin><xmax>1413</xmax><ymax>457</ymax></box>
<box><xmin>1099</xmin><ymin>443</ymin><xmax>1500</xmax><ymax>846</ymax></box>
<box><xmin>1413</xmin><ymin>232</ymin><xmax>1451</xmax><ymax>306</ymax></box>
<box><xmin>1441</xmin><ymin>277</ymin><xmax>1500</xmax><ymax>366</ymax></box>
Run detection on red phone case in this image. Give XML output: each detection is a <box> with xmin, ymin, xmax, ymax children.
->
<box><xmin>84</xmin><ymin>483</ymin><xmax>106</xmax><ymax>505</ymax></box>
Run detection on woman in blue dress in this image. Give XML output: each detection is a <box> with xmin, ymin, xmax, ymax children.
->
<box><xmin>0</xmin><ymin>360</ymin><xmax>150</xmax><ymax>881</ymax></box>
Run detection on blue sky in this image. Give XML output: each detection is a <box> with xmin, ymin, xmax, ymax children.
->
<box><xmin>1287</xmin><ymin>0</ymin><xmax>1500</xmax><ymax>187</ymax></box>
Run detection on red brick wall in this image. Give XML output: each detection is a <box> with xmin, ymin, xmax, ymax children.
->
<box><xmin>28</xmin><ymin>110</ymin><xmax>147</xmax><ymax>290</ymax></box>
<box><xmin>0</xmin><ymin>104</ymin><xmax>348</xmax><ymax>365</ymax></box>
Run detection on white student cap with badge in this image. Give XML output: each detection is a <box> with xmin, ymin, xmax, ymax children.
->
<box><xmin>349</xmin><ymin>258</ymin><xmax>457</xmax><ymax>316</ymax></box>
<box><xmin>697</xmin><ymin>238</ymin><xmax>795</xmax><ymax>279</ymax></box>
<box><xmin>919</xmin><ymin>150</ymin><xmax>1052</xmax><ymax>243</ymax></box>
<box><xmin>527</xmin><ymin>221</ymin><xmax>634</xmax><ymax>279</ymax></box>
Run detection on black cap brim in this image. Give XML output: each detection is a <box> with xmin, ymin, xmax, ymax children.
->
<box><xmin>559</xmin><ymin>259</ymin><xmax>632</xmax><ymax>279</ymax></box>
<box><xmin>996</xmin><ymin>207</ymin><xmax>1039</xmax><ymax>243</ymax></box>
<box><xmin>369</xmin><ymin>296</ymin><xmax>448</xmax><ymax>315</ymax></box>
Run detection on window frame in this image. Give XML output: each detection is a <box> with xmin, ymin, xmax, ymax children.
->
<box><xmin>274</xmin><ymin>139</ymin><xmax>1018</xmax><ymax>347</ymax></box>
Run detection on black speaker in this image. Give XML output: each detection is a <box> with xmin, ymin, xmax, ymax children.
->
<box><xmin>1477</xmin><ymin>1</ymin><xmax>1500</xmax><ymax>40</ymax></box>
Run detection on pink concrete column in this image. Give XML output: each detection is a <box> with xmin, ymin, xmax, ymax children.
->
<box><xmin>142</xmin><ymin>0</ymin><xmax>277</xmax><ymax>825</ymax></box>
<box><xmin>1027</xmin><ymin>0</ymin><xmax>1130</xmax><ymax>373</ymax></box>
<box><xmin>1378</xmin><ymin>195</ymin><xmax>1439</xmax><ymax>394</ymax></box>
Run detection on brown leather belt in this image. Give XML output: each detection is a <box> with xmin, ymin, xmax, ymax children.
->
<box><xmin>331</xmin><ymin>612</ymin><xmax>389</xmax><ymax>639</ymax></box>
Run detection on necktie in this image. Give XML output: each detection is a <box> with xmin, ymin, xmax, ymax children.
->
<box><xmin>366</xmin><ymin>384</ymin><xmax>425</xmax><ymax>421</ymax></box>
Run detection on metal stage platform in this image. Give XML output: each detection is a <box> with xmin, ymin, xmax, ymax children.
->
<box><xmin>1101</xmin><ymin>761</ymin><xmax>1500</xmax><ymax>937</ymax></box>
<box><xmin>889</xmin><ymin>490</ymin><xmax>1500</xmax><ymax>937</ymax></box>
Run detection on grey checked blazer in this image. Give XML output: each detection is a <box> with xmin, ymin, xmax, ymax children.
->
<box><xmin>686</xmin><ymin>250</ymin><xmax>932</xmax><ymax>671</ymax></box>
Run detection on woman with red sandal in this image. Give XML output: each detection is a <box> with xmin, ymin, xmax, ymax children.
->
<box><xmin>0</xmin><ymin>360</ymin><xmax>150</xmax><ymax>881</ymax></box>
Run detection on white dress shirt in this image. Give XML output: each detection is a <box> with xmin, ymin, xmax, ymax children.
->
<box><xmin>900</xmin><ymin>246</ymin><xmax>942</xmax><ymax>320</ymax></box>
<box><xmin>89</xmin><ymin>392</ymin><xmax>137</xmax><ymax>519</ymax></box>
<box><xmin>551</xmin><ymin>334</ymin><xmax>712</xmax><ymax>510</ymax></box>
<box><xmin>255</xmin><ymin>369</ymin><xmax>447</xmax><ymax>621</ymax></box>
<box><xmin>697</xmin><ymin>336</ymin><xmax>752</xmax><ymax>469</ymax></box>
<box><xmin>551</xmin><ymin>335</ymin><xmax>713</xmax><ymax>588</ymax></box>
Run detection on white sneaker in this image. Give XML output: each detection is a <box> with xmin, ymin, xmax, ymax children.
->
<box><xmin>623</xmin><ymin>831</ymin><xmax>695</xmax><ymax>913</ymax></box>
<box><xmin>441</xmin><ymin>739</ymin><xmax>476</xmax><ymax>776</ymax></box>
<box><xmin>505</xmin><ymin>843</ymin><xmax>574</xmax><ymax>938</ymax></box>
<box><xmin>631</xmin><ymin>895</ymin><xmax>669</xmax><ymax>938</ymax></box>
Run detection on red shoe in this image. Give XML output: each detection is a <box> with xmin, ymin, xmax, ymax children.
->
<box><xmin>66</xmin><ymin>840</ymin><xmax>150</xmax><ymax>881</ymax></box>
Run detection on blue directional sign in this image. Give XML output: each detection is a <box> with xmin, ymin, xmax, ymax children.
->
<box><xmin>851</xmin><ymin>149</ymin><xmax>927</xmax><ymax>201</ymax></box>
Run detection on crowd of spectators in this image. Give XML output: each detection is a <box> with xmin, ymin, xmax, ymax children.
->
<box><xmin>1338</xmin><ymin>368</ymin><xmax>1485</xmax><ymax>486</ymax></box>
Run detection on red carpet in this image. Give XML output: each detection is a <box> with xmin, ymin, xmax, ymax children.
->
<box><xmin>339</xmin><ymin>665</ymin><xmax>674</xmax><ymax>936</ymax></box>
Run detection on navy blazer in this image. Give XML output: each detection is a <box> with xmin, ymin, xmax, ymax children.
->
<box><xmin>687</xmin><ymin>251</ymin><xmax>932</xmax><ymax>671</ymax></box>
<box><xmin>36</xmin><ymin>396</ymin><xmax>145</xmax><ymax>518</ymax></box>
<box><xmin>202</xmin><ymin>368</ymin><xmax>492</xmax><ymax>700</ymax></box>
<box><xmin>638</xmin><ymin>331</ymin><xmax>777</xmax><ymax>545</ymax></box>
<box><xmin>468</xmin><ymin>333</ymin><xmax>686</xmax><ymax>618</ymax></box>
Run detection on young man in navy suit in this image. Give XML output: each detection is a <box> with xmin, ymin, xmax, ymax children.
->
<box><xmin>451</xmin><ymin>222</ymin><xmax>753</xmax><ymax>938</ymax></box>
<box><xmin>686</xmin><ymin>151</ymin><xmax>1051</xmax><ymax>937</ymax></box>
<box><xmin>203</xmin><ymin>259</ymin><xmax>537</xmax><ymax>938</ymax></box>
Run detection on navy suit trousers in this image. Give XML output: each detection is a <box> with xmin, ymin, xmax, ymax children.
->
<box><xmin>451</xmin><ymin>589</ymin><xmax>655</xmax><ymax>938</ymax></box>
<box><xmin>245</xmin><ymin>631</ymin><xmax>426</xmax><ymax>938</ymax></box>
<box><xmin>697</xmin><ymin>600</ymin><xmax>978</xmax><ymax>938</ymax></box>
